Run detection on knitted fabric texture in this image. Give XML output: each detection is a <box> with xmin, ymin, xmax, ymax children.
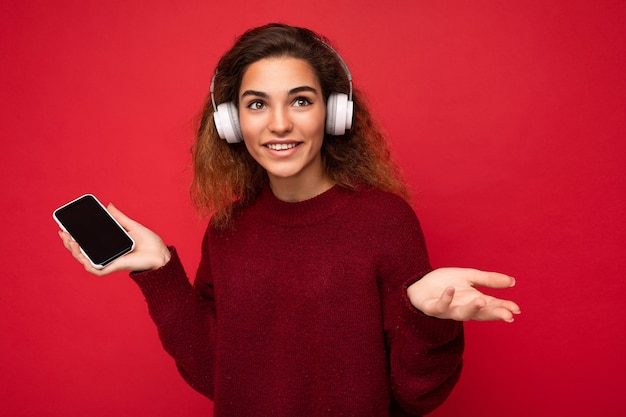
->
<box><xmin>131</xmin><ymin>185</ymin><xmax>463</xmax><ymax>417</ymax></box>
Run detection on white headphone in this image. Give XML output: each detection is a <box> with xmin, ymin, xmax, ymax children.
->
<box><xmin>210</xmin><ymin>43</ymin><xmax>354</xmax><ymax>144</ymax></box>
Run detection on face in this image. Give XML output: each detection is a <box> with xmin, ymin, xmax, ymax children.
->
<box><xmin>238</xmin><ymin>57</ymin><xmax>329</xmax><ymax>199</ymax></box>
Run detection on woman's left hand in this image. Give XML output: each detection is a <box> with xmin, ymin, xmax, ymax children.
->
<box><xmin>407</xmin><ymin>268</ymin><xmax>521</xmax><ymax>322</ymax></box>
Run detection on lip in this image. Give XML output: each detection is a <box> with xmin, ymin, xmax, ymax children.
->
<box><xmin>263</xmin><ymin>141</ymin><xmax>302</xmax><ymax>155</ymax></box>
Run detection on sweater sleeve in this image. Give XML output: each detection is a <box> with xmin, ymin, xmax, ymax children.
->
<box><xmin>377</xmin><ymin>198</ymin><xmax>464</xmax><ymax>416</ymax></box>
<box><xmin>129</xmin><ymin>231</ymin><xmax>216</xmax><ymax>399</ymax></box>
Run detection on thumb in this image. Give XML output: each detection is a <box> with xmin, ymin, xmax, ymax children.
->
<box><xmin>106</xmin><ymin>203</ymin><xmax>136</xmax><ymax>230</ymax></box>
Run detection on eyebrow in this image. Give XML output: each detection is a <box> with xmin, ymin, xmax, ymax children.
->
<box><xmin>289</xmin><ymin>86</ymin><xmax>318</xmax><ymax>95</ymax></box>
<box><xmin>240</xmin><ymin>85</ymin><xmax>319</xmax><ymax>99</ymax></box>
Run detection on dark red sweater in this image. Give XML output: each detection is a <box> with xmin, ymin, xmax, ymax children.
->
<box><xmin>131</xmin><ymin>185</ymin><xmax>463</xmax><ymax>416</ymax></box>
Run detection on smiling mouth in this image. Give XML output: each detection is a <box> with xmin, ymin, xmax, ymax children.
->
<box><xmin>266</xmin><ymin>143</ymin><xmax>300</xmax><ymax>151</ymax></box>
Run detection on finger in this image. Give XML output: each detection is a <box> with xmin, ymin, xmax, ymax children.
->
<box><xmin>477</xmin><ymin>306</ymin><xmax>516</xmax><ymax>322</ymax></box>
<box><xmin>67</xmin><ymin>240</ymin><xmax>102</xmax><ymax>274</ymax></box>
<box><xmin>485</xmin><ymin>297</ymin><xmax>522</xmax><ymax>315</ymax></box>
<box><xmin>499</xmin><ymin>300</ymin><xmax>521</xmax><ymax>315</ymax></box>
<box><xmin>468</xmin><ymin>270</ymin><xmax>516</xmax><ymax>289</ymax></box>
<box><xmin>58</xmin><ymin>230</ymin><xmax>73</xmax><ymax>251</ymax></box>
<box><xmin>433</xmin><ymin>286</ymin><xmax>455</xmax><ymax>315</ymax></box>
<box><xmin>475</xmin><ymin>298</ymin><xmax>522</xmax><ymax>322</ymax></box>
<box><xmin>59</xmin><ymin>231</ymin><xmax>82</xmax><ymax>259</ymax></box>
<box><xmin>58</xmin><ymin>231</ymin><xmax>112</xmax><ymax>276</ymax></box>
<box><xmin>106</xmin><ymin>203</ymin><xmax>136</xmax><ymax>230</ymax></box>
<box><xmin>453</xmin><ymin>297</ymin><xmax>486</xmax><ymax>321</ymax></box>
<box><xmin>500</xmin><ymin>308</ymin><xmax>515</xmax><ymax>323</ymax></box>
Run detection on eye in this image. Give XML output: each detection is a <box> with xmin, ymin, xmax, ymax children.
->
<box><xmin>246</xmin><ymin>100</ymin><xmax>266</xmax><ymax>110</ymax></box>
<box><xmin>293</xmin><ymin>97</ymin><xmax>313</xmax><ymax>107</ymax></box>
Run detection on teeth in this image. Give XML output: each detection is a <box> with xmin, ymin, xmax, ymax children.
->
<box><xmin>267</xmin><ymin>143</ymin><xmax>297</xmax><ymax>151</ymax></box>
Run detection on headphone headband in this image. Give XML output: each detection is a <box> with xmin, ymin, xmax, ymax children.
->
<box><xmin>319</xmin><ymin>42</ymin><xmax>353</xmax><ymax>102</ymax></box>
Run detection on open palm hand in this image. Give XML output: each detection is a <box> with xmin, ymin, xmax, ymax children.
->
<box><xmin>407</xmin><ymin>268</ymin><xmax>521</xmax><ymax>322</ymax></box>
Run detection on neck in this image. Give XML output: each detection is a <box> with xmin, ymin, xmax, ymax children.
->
<box><xmin>269</xmin><ymin>174</ymin><xmax>335</xmax><ymax>202</ymax></box>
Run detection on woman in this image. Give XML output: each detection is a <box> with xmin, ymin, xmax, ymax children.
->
<box><xmin>59</xmin><ymin>23</ymin><xmax>520</xmax><ymax>416</ymax></box>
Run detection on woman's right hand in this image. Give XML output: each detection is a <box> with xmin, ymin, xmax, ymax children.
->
<box><xmin>58</xmin><ymin>203</ymin><xmax>171</xmax><ymax>276</ymax></box>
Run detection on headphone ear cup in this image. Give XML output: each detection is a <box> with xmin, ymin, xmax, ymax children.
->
<box><xmin>213</xmin><ymin>102</ymin><xmax>243</xmax><ymax>143</ymax></box>
<box><xmin>325</xmin><ymin>93</ymin><xmax>354</xmax><ymax>136</ymax></box>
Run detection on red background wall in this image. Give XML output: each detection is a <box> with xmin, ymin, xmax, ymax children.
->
<box><xmin>2</xmin><ymin>1</ymin><xmax>624</xmax><ymax>416</ymax></box>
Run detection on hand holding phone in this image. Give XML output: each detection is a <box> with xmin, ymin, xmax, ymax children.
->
<box><xmin>54</xmin><ymin>195</ymin><xmax>170</xmax><ymax>276</ymax></box>
<box><xmin>54</xmin><ymin>194</ymin><xmax>135</xmax><ymax>269</ymax></box>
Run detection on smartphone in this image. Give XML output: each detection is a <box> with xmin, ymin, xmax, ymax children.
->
<box><xmin>53</xmin><ymin>194</ymin><xmax>135</xmax><ymax>269</ymax></box>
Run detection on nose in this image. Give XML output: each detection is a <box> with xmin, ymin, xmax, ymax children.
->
<box><xmin>268</xmin><ymin>106</ymin><xmax>293</xmax><ymax>134</ymax></box>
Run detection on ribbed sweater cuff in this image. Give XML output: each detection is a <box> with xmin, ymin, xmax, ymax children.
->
<box><xmin>129</xmin><ymin>247</ymin><xmax>194</xmax><ymax>307</ymax></box>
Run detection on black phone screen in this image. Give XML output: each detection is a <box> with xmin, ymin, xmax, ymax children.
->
<box><xmin>54</xmin><ymin>195</ymin><xmax>134</xmax><ymax>267</ymax></box>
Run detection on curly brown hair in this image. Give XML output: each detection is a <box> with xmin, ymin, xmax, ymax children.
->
<box><xmin>191</xmin><ymin>23</ymin><xmax>410</xmax><ymax>228</ymax></box>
